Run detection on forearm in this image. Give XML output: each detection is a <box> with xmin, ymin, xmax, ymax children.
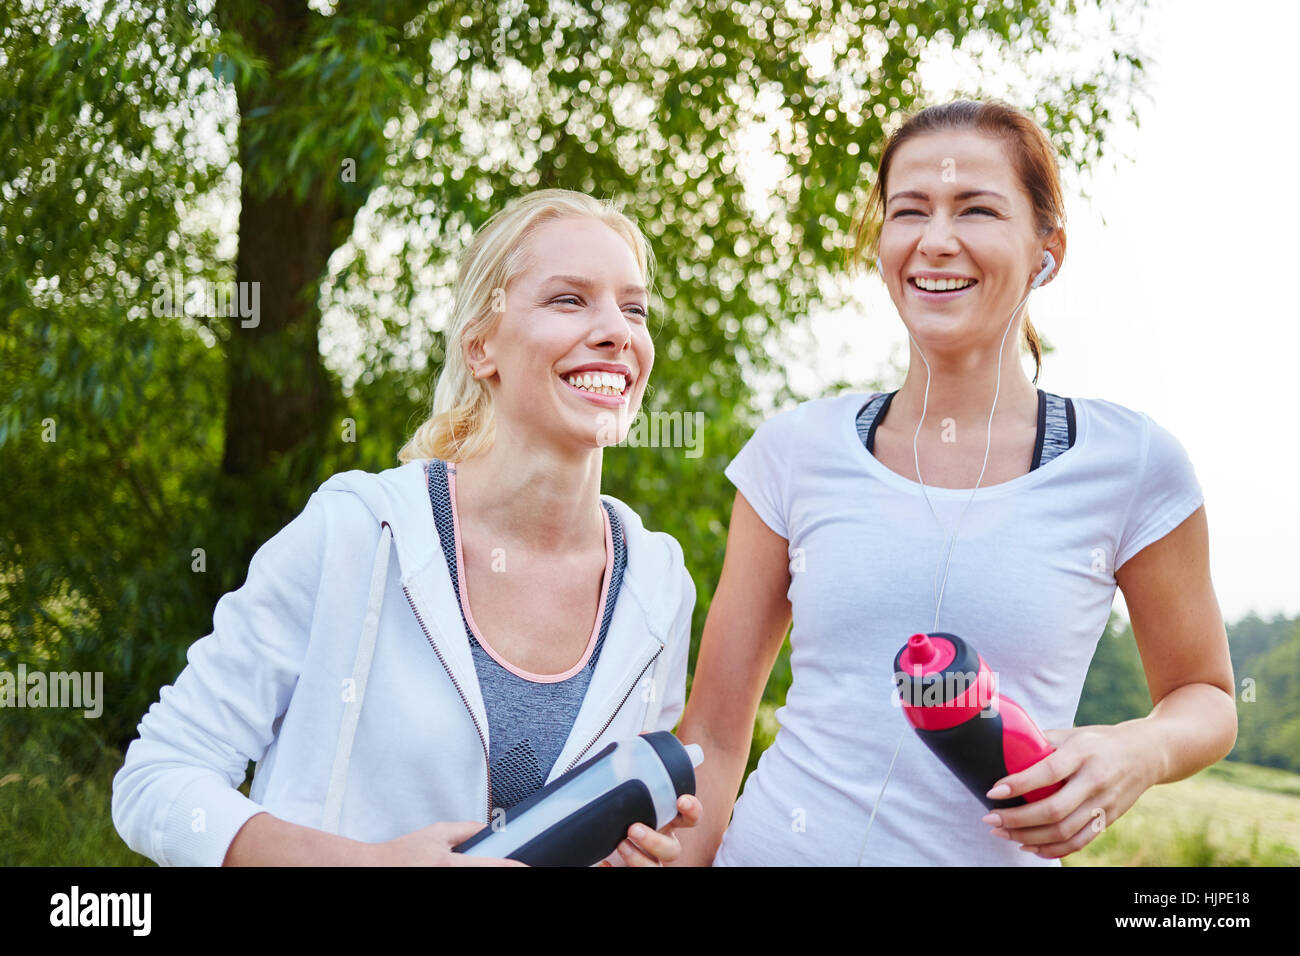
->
<box><xmin>671</xmin><ymin>722</ymin><xmax>751</xmax><ymax>867</ymax></box>
<box><xmin>1128</xmin><ymin>682</ymin><xmax>1238</xmax><ymax>787</ymax></box>
<box><xmin>222</xmin><ymin>811</ymin><xmax>380</xmax><ymax>866</ymax></box>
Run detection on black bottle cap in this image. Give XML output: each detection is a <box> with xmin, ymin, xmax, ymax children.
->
<box><xmin>639</xmin><ymin>731</ymin><xmax>697</xmax><ymax>798</ymax></box>
<box><xmin>892</xmin><ymin>631</ymin><xmax>983</xmax><ymax>706</ymax></box>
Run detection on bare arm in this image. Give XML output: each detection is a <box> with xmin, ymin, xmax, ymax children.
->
<box><xmin>223</xmin><ymin>812</ymin><xmax>379</xmax><ymax>866</ymax></box>
<box><xmin>673</xmin><ymin>491</ymin><xmax>793</xmax><ymax>867</ymax></box>
<box><xmin>1115</xmin><ymin>504</ymin><xmax>1237</xmax><ymax>784</ymax></box>
<box><xmin>223</xmin><ymin>813</ymin><xmax>521</xmax><ymax>866</ymax></box>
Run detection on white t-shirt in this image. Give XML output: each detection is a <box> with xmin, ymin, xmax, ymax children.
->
<box><xmin>715</xmin><ymin>390</ymin><xmax>1205</xmax><ymax>866</ymax></box>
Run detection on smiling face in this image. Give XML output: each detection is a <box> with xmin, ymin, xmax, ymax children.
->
<box><xmin>878</xmin><ymin>129</ymin><xmax>1060</xmax><ymax>354</ymax></box>
<box><xmin>467</xmin><ymin>215</ymin><xmax>653</xmax><ymax>454</ymax></box>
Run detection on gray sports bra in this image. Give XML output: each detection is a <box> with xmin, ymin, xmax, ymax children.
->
<box><xmin>856</xmin><ymin>388</ymin><xmax>1076</xmax><ymax>470</ymax></box>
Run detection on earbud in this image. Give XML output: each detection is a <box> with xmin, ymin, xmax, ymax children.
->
<box><xmin>1031</xmin><ymin>250</ymin><xmax>1055</xmax><ymax>289</ymax></box>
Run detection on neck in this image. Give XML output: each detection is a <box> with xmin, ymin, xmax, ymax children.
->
<box><xmin>450</xmin><ymin>418</ymin><xmax>605</xmax><ymax>555</ymax></box>
<box><xmin>890</xmin><ymin>329</ymin><xmax>1039</xmax><ymax>433</ymax></box>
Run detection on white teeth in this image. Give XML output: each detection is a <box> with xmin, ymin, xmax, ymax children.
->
<box><xmin>914</xmin><ymin>276</ymin><xmax>976</xmax><ymax>292</ymax></box>
<box><xmin>564</xmin><ymin>371</ymin><xmax>628</xmax><ymax>396</ymax></box>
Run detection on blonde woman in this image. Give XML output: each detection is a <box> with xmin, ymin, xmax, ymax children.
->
<box><xmin>112</xmin><ymin>189</ymin><xmax>701</xmax><ymax>866</ymax></box>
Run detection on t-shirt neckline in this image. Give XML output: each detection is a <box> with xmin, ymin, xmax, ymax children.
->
<box><xmin>846</xmin><ymin>390</ymin><xmax>1087</xmax><ymax>500</ymax></box>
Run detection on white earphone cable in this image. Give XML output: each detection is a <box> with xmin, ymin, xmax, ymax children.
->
<box><xmin>855</xmin><ymin>273</ymin><xmax>1038</xmax><ymax>866</ymax></box>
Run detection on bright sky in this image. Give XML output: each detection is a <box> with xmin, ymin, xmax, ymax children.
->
<box><xmin>774</xmin><ymin>0</ymin><xmax>1300</xmax><ymax>622</ymax></box>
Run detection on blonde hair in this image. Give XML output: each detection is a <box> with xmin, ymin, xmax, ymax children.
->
<box><xmin>397</xmin><ymin>189</ymin><xmax>655</xmax><ymax>463</ymax></box>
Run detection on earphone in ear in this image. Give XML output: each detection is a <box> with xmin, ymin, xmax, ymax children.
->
<box><xmin>1031</xmin><ymin>250</ymin><xmax>1055</xmax><ymax>289</ymax></box>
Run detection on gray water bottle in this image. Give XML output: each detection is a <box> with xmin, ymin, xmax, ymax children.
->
<box><xmin>453</xmin><ymin>731</ymin><xmax>703</xmax><ymax>866</ymax></box>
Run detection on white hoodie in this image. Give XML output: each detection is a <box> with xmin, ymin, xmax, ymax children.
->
<box><xmin>111</xmin><ymin>459</ymin><xmax>696</xmax><ymax>866</ymax></box>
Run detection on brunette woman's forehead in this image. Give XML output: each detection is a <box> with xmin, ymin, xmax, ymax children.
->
<box><xmin>885</xmin><ymin>131</ymin><xmax>1023</xmax><ymax>207</ymax></box>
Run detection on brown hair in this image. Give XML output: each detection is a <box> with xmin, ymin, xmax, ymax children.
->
<box><xmin>850</xmin><ymin>99</ymin><xmax>1066</xmax><ymax>384</ymax></box>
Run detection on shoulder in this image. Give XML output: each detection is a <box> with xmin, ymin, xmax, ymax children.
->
<box><xmin>1070</xmin><ymin>396</ymin><xmax>1189</xmax><ymax>459</ymax></box>
<box><xmin>599</xmin><ymin>494</ymin><xmax>695</xmax><ymax>614</ymax></box>
<box><xmin>1069</xmin><ymin>394</ymin><xmax>1148</xmax><ymax>432</ymax></box>
<box><xmin>744</xmin><ymin>390</ymin><xmax>872</xmax><ymax>443</ymax></box>
<box><xmin>599</xmin><ymin>494</ymin><xmax>686</xmax><ymax>572</ymax></box>
<box><xmin>304</xmin><ymin>460</ymin><xmax>440</xmax><ymax>572</ymax></box>
<box><xmin>314</xmin><ymin>459</ymin><xmax>430</xmax><ymax>524</ymax></box>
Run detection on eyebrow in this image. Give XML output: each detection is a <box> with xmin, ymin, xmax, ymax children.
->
<box><xmin>886</xmin><ymin>189</ymin><xmax>1009</xmax><ymax>207</ymax></box>
<box><xmin>542</xmin><ymin>274</ymin><xmax>647</xmax><ymax>296</ymax></box>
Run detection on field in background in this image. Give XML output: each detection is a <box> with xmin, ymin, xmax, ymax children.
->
<box><xmin>1068</xmin><ymin>760</ymin><xmax>1300</xmax><ymax>866</ymax></box>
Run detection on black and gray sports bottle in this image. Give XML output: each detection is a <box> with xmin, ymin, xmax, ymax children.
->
<box><xmin>453</xmin><ymin>731</ymin><xmax>703</xmax><ymax>867</ymax></box>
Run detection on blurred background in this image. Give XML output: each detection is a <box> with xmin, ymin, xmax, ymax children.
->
<box><xmin>1</xmin><ymin>0</ymin><xmax>1296</xmax><ymax>865</ymax></box>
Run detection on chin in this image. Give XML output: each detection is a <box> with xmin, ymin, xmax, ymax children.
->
<box><xmin>901</xmin><ymin>313</ymin><xmax>981</xmax><ymax>346</ymax></box>
<box><xmin>558</xmin><ymin>404</ymin><xmax>628</xmax><ymax>450</ymax></box>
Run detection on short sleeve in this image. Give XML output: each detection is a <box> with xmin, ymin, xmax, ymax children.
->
<box><xmin>724</xmin><ymin>406</ymin><xmax>801</xmax><ymax>539</ymax></box>
<box><xmin>1115</xmin><ymin>413</ymin><xmax>1205</xmax><ymax>570</ymax></box>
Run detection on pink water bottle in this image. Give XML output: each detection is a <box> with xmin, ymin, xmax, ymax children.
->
<box><xmin>893</xmin><ymin>632</ymin><xmax>1063</xmax><ymax>809</ymax></box>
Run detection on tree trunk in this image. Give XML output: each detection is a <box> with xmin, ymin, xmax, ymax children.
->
<box><xmin>214</xmin><ymin>0</ymin><xmax>351</xmax><ymax>568</ymax></box>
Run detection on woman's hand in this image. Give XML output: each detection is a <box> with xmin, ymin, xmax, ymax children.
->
<box><xmin>368</xmin><ymin>821</ymin><xmax>528</xmax><ymax>866</ymax></box>
<box><xmin>979</xmin><ymin>723</ymin><xmax>1158</xmax><ymax>860</ymax></box>
<box><xmin>597</xmin><ymin>795</ymin><xmax>704</xmax><ymax>867</ymax></box>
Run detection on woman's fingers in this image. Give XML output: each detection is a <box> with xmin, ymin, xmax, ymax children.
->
<box><xmin>617</xmin><ymin>834</ymin><xmax>675</xmax><ymax>866</ymax></box>
<box><xmin>669</xmin><ymin>794</ymin><xmax>703</xmax><ymax>829</ymax></box>
<box><xmin>628</xmin><ymin>824</ymin><xmax>682</xmax><ymax>863</ymax></box>
<box><xmin>603</xmin><ymin>798</ymin><xmax>703</xmax><ymax>867</ymax></box>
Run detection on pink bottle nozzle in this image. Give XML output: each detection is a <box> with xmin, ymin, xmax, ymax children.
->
<box><xmin>907</xmin><ymin>633</ymin><xmax>936</xmax><ymax>668</ymax></box>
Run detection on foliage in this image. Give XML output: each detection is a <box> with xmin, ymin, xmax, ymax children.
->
<box><xmin>1227</xmin><ymin>613</ymin><xmax>1300</xmax><ymax>773</ymax></box>
<box><xmin>2</xmin><ymin>0</ymin><xmax>1148</xmax><ymax>762</ymax></box>
<box><xmin>1075</xmin><ymin>610</ymin><xmax>1156</xmax><ymax>728</ymax></box>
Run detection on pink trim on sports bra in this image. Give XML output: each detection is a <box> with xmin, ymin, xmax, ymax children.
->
<box><xmin>446</xmin><ymin>465</ymin><xmax>613</xmax><ymax>683</ymax></box>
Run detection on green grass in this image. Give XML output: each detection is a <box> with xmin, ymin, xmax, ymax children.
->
<box><xmin>1</xmin><ymin>713</ymin><xmax>154</xmax><ymax>866</ymax></box>
<box><xmin>1067</xmin><ymin>759</ymin><xmax>1300</xmax><ymax>866</ymax></box>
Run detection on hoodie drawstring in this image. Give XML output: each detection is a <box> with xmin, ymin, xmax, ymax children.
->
<box><xmin>321</xmin><ymin>521</ymin><xmax>393</xmax><ymax>835</ymax></box>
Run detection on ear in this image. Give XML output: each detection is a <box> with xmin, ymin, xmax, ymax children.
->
<box><xmin>1042</xmin><ymin>229</ymin><xmax>1066</xmax><ymax>286</ymax></box>
<box><xmin>464</xmin><ymin>337</ymin><xmax>497</xmax><ymax>380</ymax></box>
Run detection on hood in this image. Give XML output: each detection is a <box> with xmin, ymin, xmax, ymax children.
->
<box><xmin>318</xmin><ymin>459</ymin><xmax>438</xmax><ymax>583</ymax></box>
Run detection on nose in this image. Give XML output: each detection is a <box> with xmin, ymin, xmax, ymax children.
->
<box><xmin>587</xmin><ymin>293</ymin><xmax>634</xmax><ymax>353</ymax></box>
<box><xmin>917</xmin><ymin>210</ymin><xmax>960</xmax><ymax>260</ymax></box>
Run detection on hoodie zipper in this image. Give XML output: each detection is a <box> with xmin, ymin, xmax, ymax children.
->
<box><xmin>558</xmin><ymin>642</ymin><xmax>664</xmax><ymax>775</ymax></box>
<box><xmin>402</xmin><ymin>583</ymin><xmax>494</xmax><ymax>823</ymax></box>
